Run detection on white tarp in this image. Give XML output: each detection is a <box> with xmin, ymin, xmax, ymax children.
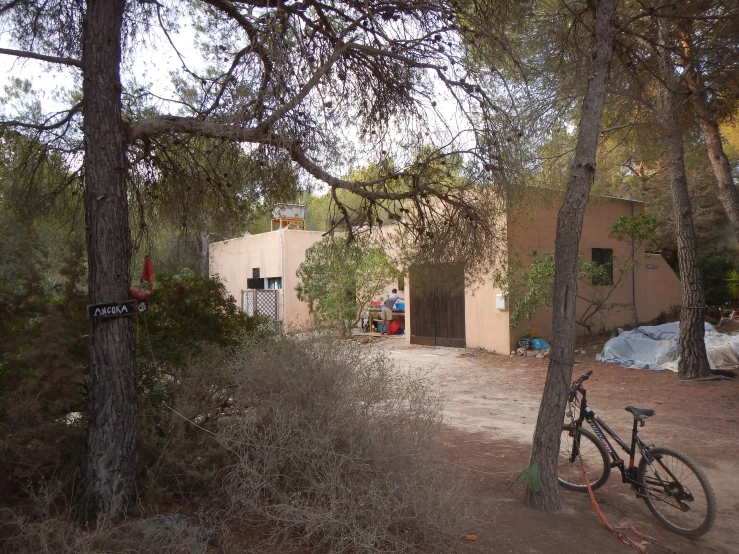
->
<box><xmin>596</xmin><ymin>322</ymin><xmax>739</xmax><ymax>371</ymax></box>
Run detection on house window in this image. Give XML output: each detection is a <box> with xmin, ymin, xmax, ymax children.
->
<box><xmin>591</xmin><ymin>248</ymin><xmax>613</xmax><ymax>286</ymax></box>
<box><xmin>267</xmin><ymin>277</ymin><xmax>282</xmax><ymax>289</ymax></box>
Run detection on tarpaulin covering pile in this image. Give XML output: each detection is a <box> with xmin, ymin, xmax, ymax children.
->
<box><xmin>596</xmin><ymin>322</ymin><xmax>739</xmax><ymax>372</ymax></box>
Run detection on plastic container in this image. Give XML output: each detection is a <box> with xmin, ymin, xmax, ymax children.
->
<box><xmin>387</xmin><ymin>320</ymin><xmax>401</xmax><ymax>335</ymax></box>
<box><xmin>370</xmin><ymin>301</ymin><xmax>382</xmax><ymax>307</ymax></box>
<box><xmin>395</xmin><ymin>302</ymin><xmax>405</xmax><ymax>311</ymax></box>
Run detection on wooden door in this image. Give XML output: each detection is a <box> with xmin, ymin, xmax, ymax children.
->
<box><xmin>409</xmin><ymin>281</ymin><xmax>436</xmax><ymax>346</ymax></box>
<box><xmin>409</xmin><ymin>264</ymin><xmax>466</xmax><ymax>347</ymax></box>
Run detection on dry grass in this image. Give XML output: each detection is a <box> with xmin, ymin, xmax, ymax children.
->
<box><xmin>0</xmin><ymin>481</ymin><xmax>214</xmax><ymax>554</ymax></box>
<box><xmin>212</xmin><ymin>335</ymin><xmax>460</xmax><ymax>554</ymax></box>
<box><xmin>4</xmin><ymin>335</ymin><xmax>460</xmax><ymax>554</ymax></box>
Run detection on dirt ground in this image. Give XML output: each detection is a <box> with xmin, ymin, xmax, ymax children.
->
<box><xmin>372</xmin><ymin>335</ymin><xmax>739</xmax><ymax>554</ymax></box>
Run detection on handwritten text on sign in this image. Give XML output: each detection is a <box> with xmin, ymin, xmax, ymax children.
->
<box><xmin>88</xmin><ymin>300</ymin><xmax>147</xmax><ymax>319</ymax></box>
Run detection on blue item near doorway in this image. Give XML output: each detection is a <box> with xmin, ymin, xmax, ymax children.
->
<box><xmin>373</xmin><ymin>320</ymin><xmax>387</xmax><ymax>333</ymax></box>
<box><xmin>531</xmin><ymin>338</ymin><xmax>551</xmax><ymax>350</ymax></box>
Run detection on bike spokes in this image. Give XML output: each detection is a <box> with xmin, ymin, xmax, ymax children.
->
<box><xmin>639</xmin><ymin>448</ymin><xmax>715</xmax><ymax>537</ymax></box>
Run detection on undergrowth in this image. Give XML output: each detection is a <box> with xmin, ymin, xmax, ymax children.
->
<box><xmin>3</xmin><ymin>335</ymin><xmax>458</xmax><ymax>554</ymax></box>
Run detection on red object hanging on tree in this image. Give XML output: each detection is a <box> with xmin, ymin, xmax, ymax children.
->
<box><xmin>141</xmin><ymin>255</ymin><xmax>154</xmax><ymax>291</ymax></box>
<box><xmin>129</xmin><ymin>255</ymin><xmax>154</xmax><ymax>300</ymax></box>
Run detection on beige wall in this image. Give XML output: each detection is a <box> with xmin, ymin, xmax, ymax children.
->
<box><xmin>464</xmin><ymin>280</ymin><xmax>512</xmax><ymax>353</ymax></box>
<box><xmin>507</xmin><ymin>192</ymin><xmax>682</xmax><ymax>350</ymax></box>
<box><xmin>209</xmin><ymin>230</ymin><xmax>325</xmax><ymax>330</ymax></box>
<box><xmin>402</xmin><ymin>261</ymin><xmax>511</xmax><ymax>353</ymax></box>
<box><xmin>639</xmin><ymin>253</ymin><xmax>682</xmax><ymax>322</ymax></box>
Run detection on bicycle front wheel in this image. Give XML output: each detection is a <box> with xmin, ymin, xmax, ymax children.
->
<box><xmin>637</xmin><ymin>446</ymin><xmax>716</xmax><ymax>538</ymax></box>
<box><xmin>557</xmin><ymin>424</ymin><xmax>610</xmax><ymax>492</ymax></box>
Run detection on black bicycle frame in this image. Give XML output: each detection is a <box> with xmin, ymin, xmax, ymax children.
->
<box><xmin>574</xmin><ymin>389</ymin><xmax>647</xmax><ymax>484</ymax></box>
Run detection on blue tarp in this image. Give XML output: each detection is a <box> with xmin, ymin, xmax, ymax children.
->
<box><xmin>596</xmin><ymin>322</ymin><xmax>716</xmax><ymax>371</ymax></box>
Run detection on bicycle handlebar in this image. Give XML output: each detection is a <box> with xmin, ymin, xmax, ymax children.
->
<box><xmin>579</xmin><ymin>370</ymin><xmax>593</xmax><ymax>382</ymax></box>
<box><xmin>569</xmin><ymin>370</ymin><xmax>593</xmax><ymax>401</ymax></box>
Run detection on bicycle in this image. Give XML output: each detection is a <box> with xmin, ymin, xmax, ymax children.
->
<box><xmin>557</xmin><ymin>370</ymin><xmax>717</xmax><ymax>538</ymax></box>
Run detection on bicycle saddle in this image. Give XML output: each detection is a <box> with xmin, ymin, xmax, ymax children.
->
<box><xmin>625</xmin><ymin>406</ymin><xmax>655</xmax><ymax>420</ymax></box>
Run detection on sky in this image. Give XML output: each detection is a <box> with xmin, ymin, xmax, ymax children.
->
<box><xmin>0</xmin><ymin>10</ymin><xmax>476</xmax><ymax>195</ymax></box>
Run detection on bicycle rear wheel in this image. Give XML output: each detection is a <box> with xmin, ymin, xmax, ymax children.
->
<box><xmin>637</xmin><ymin>446</ymin><xmax>716</xmax><ymax>538</ymax></box>
<box><xmin>557</xmin><ymin>424</ymin><xmax>610</xmax><ymax>492</ymax></box>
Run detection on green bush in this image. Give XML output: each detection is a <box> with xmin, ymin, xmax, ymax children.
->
<box><xmin>136</xmin><ymin>269</ymin><xmax>271</xmax><ymax>366</ymax></box>
<box><xmin>296</xmin><ymin>236</ymin><xmax>397</xmax><ymax>337</ymax></box>
<box><xmin>698</xmin><ymin>249</ymin><xmax>738</xmax><ymax>307</ymax></box>
<box><xmin>0</xmin><ymin>230</ymin><xmax>88</xmax><ymax>496</ymax></box>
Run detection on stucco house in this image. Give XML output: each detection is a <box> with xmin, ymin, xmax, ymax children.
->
<box><xmin>405</xmin><ymin>190</ymin><xmax>682</xmax><ymax>352</ymax></box>
<box><xmin>209</xmin><ymin>205</ymin><xmax>326</xmax><ymax>330</ymax></box>
<box><xmin>210</xmin><ymin>194</ymin><xmax>682</xmax><ymax>348</ymax></box>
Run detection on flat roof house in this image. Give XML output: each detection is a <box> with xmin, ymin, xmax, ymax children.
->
<box><xmin>209</xmin><ymin>205</ymin><xmax>326</xmax><ymax>330</ymax></box>
<box><xmin>210</xmin><ymin>193</ymin><xmax>682</xmax><ymax>348</ymax></box>
<box><xmin>405</xmin><ymin>190</ymin><xmax>682</xmax><ymax>352</ymax></box>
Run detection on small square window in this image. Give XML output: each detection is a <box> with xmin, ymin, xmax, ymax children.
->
<box><xmin>591</xmin><ymin>248</ymin><xmax>613</xmax><ymax>286</ymax></box>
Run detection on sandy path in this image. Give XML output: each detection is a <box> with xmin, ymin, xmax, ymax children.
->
<box><xmin>373</xmin><ymin>338</ymin><xmax>739</xmax><ymax>554</ymax></box>
<box><xmin>374</xmin><ymin>339</ymin><xmax>541</xmax><ymax>443</ymax></box>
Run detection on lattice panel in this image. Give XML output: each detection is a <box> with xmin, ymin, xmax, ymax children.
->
<box><xmin>243</xmin><ymin>290</ymin><xmax>255</xmax><ymax>316</ymax></box>
<box><xmin>255</xmin><ymin>289</ymin><xmax>279</xmax><ymax>320</ymax></box>
<box><xmin>243</xmin><ymin>289</ymin><xmax>279</xmax><ymax>320</ymax></box>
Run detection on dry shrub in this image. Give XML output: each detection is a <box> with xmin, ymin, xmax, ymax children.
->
<box><xmin>2</xmin><ymin>336</ymin><xmax>458</xmax><ymax>554</ymax></box>
<box><xmin>212</xmin><ymin>335</ymin><xmax>458</xmax><ymax>554</ymax></box>
<box><xmin>0</xmin><ymin>481</ymin><xmax>214</xmax><ymax>554</ymax></box>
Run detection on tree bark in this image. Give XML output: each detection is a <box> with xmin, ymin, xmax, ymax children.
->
<box><xmin>660</xmin><ymin>22</ymin><xmax>711</xmax><ymax>381</ymax></box>
<box><xmin>73</xmin><ymin>0</ymin><xmax>137</xmax><ymax>522</ymax></box>
<box><xmin>526</xmin><ymin>0</ymin><xmax>617</xmax><ymax>510</ymax></box>
<box><xmin>199</xmin><ymin>231</ymin><xmax>211</xmax><ymax>278</ymax></box>
<box><xmin>680</xmin><ymin>30</ymin><xmax>739</xmax><ymax>241</ymax></box>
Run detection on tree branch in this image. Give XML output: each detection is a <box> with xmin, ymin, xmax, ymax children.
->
<box><xmin>0</xmin><ymin>47</ymin><xmax>82</xmax><ymax>68</ymax></box>
<box><xmin>124</xmin><ymin>115</ymin><xmax>455</xmax><ymax>202</ymax></box>
<box><xmin>0</xmin><ymin>101</ymin><xmax>83</xmax><ymax>131</ymax></box>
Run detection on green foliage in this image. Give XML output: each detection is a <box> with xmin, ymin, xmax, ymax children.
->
<box><xmin>499</xmin><ymin>250</ymin><xmax>556</xmax><ymax>326</ymax></box>
<box><xmin>132</xmin><ymin>272</ymin><xmax>275</xmax><ymax>501</ymax></box>
<box><xmin>521</xmin><ymin>462</ymin><xmax>542</xmax><ymax>493</ymax></box>
<box><xmin>0</xmin><ymin>215</ymin><xmax>88</xmax><ymax>492</ymax></box>
<box><xmin>500</xmin><ymin>214</ymin><xmax>658</xmax><ymax>334</ymax></box>
<box><xmin>698</xmin><ymin>249</ymin><xmax>738</xmax><ymax>306</ymax></box>
<box><xmin>296</xmin><ymin>237</ymin><xmax>397</xmax><ymax>336</ymax></box>
<box><xmin>726</xmin><ymin>269</ymin><xmax>739</xmax><ymax>300</ymax></box>
<box><xmin>136</xmin><ymin>269</ymin><xmax>267</xmax><ymax>369</ymax></box>
<box><xmin>502</xmin><ymin>251</ymin><xmax>634</xmax><ymax>334</ymax></box>
<box><xmin>608</xmin><ymin>212</ymin><xmax>658</xmax><ymax>246</ymax></box>
<box><xmin>135</xmin><ymin>270</ymin><xmax>272</xmax><ymax>427</ymax></box>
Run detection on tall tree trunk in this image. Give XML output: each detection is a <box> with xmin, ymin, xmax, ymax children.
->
<box><xmin>73</xmin><ymin>0</ymin><xmax>137</xmax><ymax>521</ymax></box>
<box><xmin>660</xmin><ymin>22</ymin><xmax>711</xmax><ymax>381</ymax></box>
<box><xmin>679</xmin><ymin>29</ymin><xmax>739</xmax><ymax>241</ymax></box>
<box><xmin>526</xmin><ymin>0</ymin><xmax>617</xmax><ymax>510</ymax></box>
<box><xmin>199</xmin><ymin>231</ymin><xmax>211</xmax><ymax>278</ymax></box>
